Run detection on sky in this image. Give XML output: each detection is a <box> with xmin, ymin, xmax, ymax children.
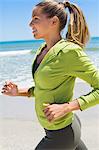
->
<box><xmin>0</xmin><ymin>0</ymin><xmax>99</xmax><ymax>42</ymax></box>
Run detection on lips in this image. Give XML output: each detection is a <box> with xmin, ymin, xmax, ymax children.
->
<box><xmin>32</xmin><ymin>28</ymin><xmax>37</xmax><ymax>33</ymax></box>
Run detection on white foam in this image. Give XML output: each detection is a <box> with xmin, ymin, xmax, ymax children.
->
<box><xmin>0</xmin><ymin>49</ymin><xmax>31</xmax><ymax>56</ymax></box>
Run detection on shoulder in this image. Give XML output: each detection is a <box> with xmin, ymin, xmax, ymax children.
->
<box><xmin>54</xmin><ymin>40</ymin><xmax>90</xmax><ymax>67</ymax></box>
<box><xmin>61</xmin><ymin>41</ymin><xmax>83</xmax><ymax>54</ymax></box>
<box><xmin>53</xmin><ymin>39</ymin><xmax>83</xmax><ymax>56</ymax></box>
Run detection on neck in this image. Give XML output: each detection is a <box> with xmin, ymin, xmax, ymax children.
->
<box><xmin>44</xmin><ymin>33</ymin><xmax>62</xmax><ymax>50</ymax></box>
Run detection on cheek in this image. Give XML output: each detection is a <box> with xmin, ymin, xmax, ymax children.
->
<box><xmin>40</xmin><ymin>22</ymin><xmax>50</xmax><ymax>32</ymax></box>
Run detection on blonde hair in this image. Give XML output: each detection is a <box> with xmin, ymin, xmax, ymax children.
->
<box><xmin>63</xmin><ymin>1</ymin><xmax>90</xmax><ymax>48</ymax></box>
<box><xmin>35</xmin><ymin>1</ymin><xmax>90</xmax><ymax>48</ymax></box>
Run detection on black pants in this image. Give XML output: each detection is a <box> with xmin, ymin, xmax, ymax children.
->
<box><xmin>35</xmin><ymin>114</ymin><xmax>88</xmax><ymax>150</ymax></box>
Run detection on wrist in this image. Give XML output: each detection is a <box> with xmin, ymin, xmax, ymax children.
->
<box><xmin>17</xmin><ymin>88</ymin><xmax>29</xmax><ymax>97</ymax></box>
<box><xmin>63</xmin><ymin>103</ymin><xmax>71</xmax><ymax>114</ymax></box>
<box><xmin>68</xmin><ymin>99</ymin><xmax>80</xmax><ymax>112</ymax></box>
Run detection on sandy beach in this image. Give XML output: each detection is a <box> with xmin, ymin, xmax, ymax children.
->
<box><xmin>0</xmin><ymin>79</ymin><xmax>99</xmax><ymax>150</ymax></box>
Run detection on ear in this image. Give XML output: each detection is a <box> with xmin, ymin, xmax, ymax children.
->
<box><xmin>51</xmin><ymin>16</ymin><xmax>59</xmax><ymax>26</ymax></box>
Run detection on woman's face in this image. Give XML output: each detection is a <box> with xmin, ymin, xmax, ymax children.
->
<box><xmin>29</xmin><ymin>7</ymin><xmax>54</xmax><ymax>39</ymax></box>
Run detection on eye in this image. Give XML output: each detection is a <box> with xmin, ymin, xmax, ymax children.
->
<box><xmin>30</xmin><ymin>17</ymin><xmax>40</xmax><ymax>25</ymax></box>
<box><xmin>34</xmin><ymin>17</ymin><xmax>39</xmax><ymax>20</ymax></box>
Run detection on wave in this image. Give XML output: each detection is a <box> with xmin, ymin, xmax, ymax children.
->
<box><xmin>0</xmin><ymin>46</ymin><xmax>99</xmax><ymax>57</ymax></box>
<box><xmin>0</xmin><ymin>49</ymin><xmax>32</xmax><ymax>57</ymax></box>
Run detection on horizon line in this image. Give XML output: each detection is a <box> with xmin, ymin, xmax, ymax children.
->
<box><xmin>0</xmin><ymin>39</ymin><xmax>44</xmax><ymax>44</ymax></box>
<box><xmin>0</xmin><ymin>36</ymin><xmax>99</xmax><ymax>43</ymax></box>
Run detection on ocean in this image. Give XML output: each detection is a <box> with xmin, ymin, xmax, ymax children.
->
<box><xmin>0</xmin><ymin>37</ymin><xmax>99</xmax><ymax>89</ymax></box>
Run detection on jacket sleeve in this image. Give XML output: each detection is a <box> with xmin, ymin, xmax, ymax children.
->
<box><xmin>63</xmin><ymin>48</ymin><xmax>99</xmax><ymax>111</ymax></box>
<box><xmin>28</xmin><ymin>86</ymin><xmax>35</xmax><ymax>97</ymax></box>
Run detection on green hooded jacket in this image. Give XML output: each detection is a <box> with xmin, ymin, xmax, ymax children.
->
<box><xmin>28</xmin><ymin>39</ymin><xmax>99</xmax><ymax>130</ymax></box>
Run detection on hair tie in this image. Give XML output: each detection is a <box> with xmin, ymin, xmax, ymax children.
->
<box><xmin>58</xmin><ymin>2</ymin><xmax>64</xmax><ymax>6</ymax></box>
<box><xmin>63</xmin><ymin>1</ymin><xmax>71</xmax><ymax>8</ymax></box>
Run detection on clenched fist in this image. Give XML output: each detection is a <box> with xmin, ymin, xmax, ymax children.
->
<box><xmin>1</xmin><ymin>81</ymin><xmax>19</xmax><ymax>96</ymax></box>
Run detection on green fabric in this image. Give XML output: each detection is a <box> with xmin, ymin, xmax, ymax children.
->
<box><xmin>29</xmin><ymin>39</ymin><xmax>99</xmax><ymax>130</ymax></box>
<box><xmin>28</xmin><ymin>86</ymin><xmax>35</xmax><ymax>97</ymax></box>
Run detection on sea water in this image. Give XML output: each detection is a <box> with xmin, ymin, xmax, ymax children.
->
<box><xmin>0</xmin><ymin>37</ymin><xmax>99</xmax><ymax>89</ymax></box>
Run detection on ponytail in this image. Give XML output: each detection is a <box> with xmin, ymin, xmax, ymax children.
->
<box><xmin>63</xmin><ymin>1</ymin><xmax>90</xmax><ymax>48</ymax></box>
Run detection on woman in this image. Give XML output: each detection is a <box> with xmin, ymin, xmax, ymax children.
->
<box><xmin>1</xmin><ymin>1</ymin><xmax>99</xmax><ymax>149</ymax></box>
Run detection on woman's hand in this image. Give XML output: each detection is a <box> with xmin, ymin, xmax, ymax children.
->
<box><xmin>43</xmin><ymin>103</ymin><xmax>71</xmax><ymax>122</ymax></box>
<box><xmin>43</xmin><ymin>100</ymin><xmax>80</xmax><ymax>122</ymax></box>
<box><xmin>1</xmin><ymin>81</ymin><xmax>19</xmax><ymax>96</ymax></box>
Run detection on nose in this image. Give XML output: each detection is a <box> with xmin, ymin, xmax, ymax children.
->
<box><xmin>29</xmin><ymin>20</ymin><xmax>33</xmax><ymax>27</ymax></box>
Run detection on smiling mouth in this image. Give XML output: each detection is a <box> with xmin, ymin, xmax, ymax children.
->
<box><xmin>32</xmin><ymin>29</ymin><xmax>37</xmax><ymax>33</ymax></box>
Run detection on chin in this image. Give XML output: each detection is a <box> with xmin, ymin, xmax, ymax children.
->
<box><xmin>33</xmin><ymin>33</ymin><xmax>44</xmax><ymax>40</ymax></box>
<box><xmin>34</xmin><ymin>36</ymin><xmax>43</xmax><ymax>39</ymax></box>
<box><xmin>34</xmin><ymin>36</ymin><xmax>41</xmax><ymax>39</ymax></box>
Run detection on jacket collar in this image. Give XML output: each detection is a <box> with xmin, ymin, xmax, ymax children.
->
<box><xmin>34</xmin><ymin>38</ymin><xmax>69</xmax><ymax>58</ymax></box>
<box><xmin>32</xmin><ymin>38</ymin><xmax>70</xmax><ymax>68</ymax></box>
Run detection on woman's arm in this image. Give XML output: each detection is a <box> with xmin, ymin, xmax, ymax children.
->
<box><xmin>62</xmin><ymin>49</ymin><xmax>99</xmax><ymax>110</ymax></box>
<box><xmin>66</xmin><ymin>99</ymin><xmax>80</xmax><ymax>111</ymax></box>
<box><xmin>17</xmin><ymin>87</ymin><xmax>35</xmax><ymax>97</ymax></box>
<box><xmin>17</xmin><ymin>88</ymin><xmax>30</xmax><ymax>97</ymax></box>
<box><xmin>1</xmin><ymin>81</ymin><xmax>35</xmax><ymax>97</ymax></box>
<box><xmin>44</xmin><ymin>48</ymin><xmax>99</xmax><ymax>122</ymax></box>
<box><xmin>43</xmin><ymin>100</ymin><xmax>80</xmax><ymax>122</ymax></box>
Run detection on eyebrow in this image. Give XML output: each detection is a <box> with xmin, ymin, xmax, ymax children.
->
<box><xmin>32</xmin><ymin>9</ymin><xmax>39</xmax><ymax>17</ymax></box>
<box><xmin>32</xmin><ymin>14</ymin><xmax>36</xmax><ymax>17</ymax></box>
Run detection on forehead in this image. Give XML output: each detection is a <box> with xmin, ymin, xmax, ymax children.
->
<box><xmin>32</xmin><ymin>7</ymin><xmax>43</xmax><ymax>17</ymax></box>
